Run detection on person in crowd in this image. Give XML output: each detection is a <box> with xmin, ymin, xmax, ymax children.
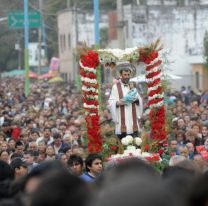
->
<box><xmin>0</xmin><ymin>160</ymin><xmax>14</xmax><ymax>199</ymax></box>
<box><xmin>10</xmin><ymin>157</ymin><xmax>28</xmax><ymax>179</ymax></box>
<box><xmin>50</xmin><ymin>132</ymin><xmax>68</xmax><ymax>154</ymax></box>
<box><xmin>36</xmin><ymin>127</ymin><xmax>53</xmax><ymax>145</ymax></box>
<box><xmin>0</xmin><ymin>150</ymin><xmax>10</xmax><ymax>163</ymax></box>
<box><xmin>80</xmin><ymin>153</ymin><xmax>103</xmax><ymax>182</ymax></box>
<box><xmin>169</xmin><ymin>140</ymin><xmax>178</xmax><ymax>156</ymax></box>
<box><xmin>186</xmin><ymin>142</ymin><xmax>195</xmax><ymax>160</ymax></box>
<box><xmin>67</xmin><ymin>154</ymin><xmax>84</xmax><ymax>176</ymax></box>
<box><xmin>30</xmin><ymin>170</ymin><xmax>91</xmax><ymax>206</ymax></box>
<box><xmin>24</xmin><ymin>150</ymin><xmax>38</xmax><ymax>173</ymax></box>
<box><xmin>45</xmin><ymin>145</ymin><xmax>55</xmax><ymax>161</ymax></box>
<box><xmin>14</xmin><ymin>140</ymin><xmax>24</xmax><ymax>155</ymax></box>
<box><xmin>201</xmin><ymin>125</ymin><xmax>208</xmax><ymax>144</ymax></box>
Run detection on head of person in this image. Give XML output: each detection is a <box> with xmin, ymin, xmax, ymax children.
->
<box><xmin>0</xmin><ymin>132</ymin><xmax>6</xmax><ymax>142</ymax></box>
<box><xmin>169</xmin><ymin>155</ymin><xmax>186</xmax><ymax>166</ymax></box>
<box><xmin>175</xmin><ymin>130</ymin><xmax>185</xmax><ymax>143</ymax></box>
<box><xmin>15</xmin><ymin>140</ymin><xmax>24</xmax><ymax>154</ymax></box>
<box><xmin>43</xmin><ymin>127</ymin><xmax>51</xmax><ymax>139</ymax></box>
<box><xmin>0</xmin><ymin>150</ymin><xmax>10</xmax><ymax>163</ymax></box>
<box><xmin>46</xmin><ymin>145</ymin><xmax>55</xmax><ymax>157</ymax></box>
<box><xmin>185</xmin><ymin>129</ymin><xmax>197</xmax><ymax>143</ymax></box>
<box><xmin>38</xmin><ymin>141</ymin><xmax>46</xmax><ymax>154</ymax></box>
<box><xmin>8</xmin><ymin>138</ymin><xmax>15</xmax><ymax>149</ymax></box>
<box><xmin>200</xmin><ymin>111</ymin><xmax>207</xmax><ymax>120</ymax></box>
<box><xmin>186</xmin><ymin>142</ymin><xmax>195</xmax><ymax>154</ymax></box>
<box><xmin>204</xmin><ymin>139</ymin><xmax>208</xmax><ymax>151</ymax></box>
<box><xmin>23</xmin><ymin>160</ymin><xmax>68</xmax><ymax>195</ymax></box>
<box><xmin>193</xmin><ymin>154</ymin><xmax>204</xmax><ymax>162</ymax></box>
<box><xmin>184</xmin><ymin>115</ymin><xmax>191</xmax><ymax>125</ymax></box>
<box><xmin>57</xmin><ymin>153</ymin><xmax>68</xmax><ymax>165</ymax></box>
<box><xmin>63</xmin><ymin>146</ymin><xmax>72</xmax><ymax>158</ymax></box>
<box><xmin>0</xmin><ymin>141</ymin><xmax>8</xmax><ymax>151</ymax></box>
<box><xmin>0</xmin><ymin>160</ymin><xmax>14</xmax><ymax>182</ymax></box>
<box><xmin>170</xmin><ymin>140</ymin><xmax>177</xmax><ymax>151</ymax></box>
<box><xmin>28</xmin><ymin>141</ymin><xmax>38</xmax><ymax>151</ymax></box>
<box><xmin>119</xmin><ymin>68</ymin><xmax>131</xmax><ymax>84</ymax></box>
<box><xmin>177</xmin><ymin>118</ymin><xmax>185</xmax><ymax>129</ymax></box>
<box><xmin>59</xmin><ymin>122</ymin><xmax>67</xmax><ymax>132</ymax></box>
<box><xmin>129</xmin><ymin>81</ymin><xmax>136</xmax><ymax>89</ymax></box>
<box><xmin>30</xmin><ymin>130</ymin><xmax>40</xmax><ymax>141</ymax></box>
<box><xmin>178</xmin><ymin>145</ymin><xmax>189</xmax><ymax>158</ymax></box>
<box><xmin>202</xmin><ymin>126</ymin><xmax>208</xmax><ymax>137</ymax></box>
<box><xmin>191</xmin><ymin>123</ymin><xmax>201</xmax><ymax>135</ymax></box>
<box><xmin>53</xmin><ymin>132</ymin><xmax>62</xmax><ymax>147</ymax></box>
<box><xmin>10</xmin><ymin>157</ymin><xmax>28</xmax><ymax>178</ymax></box>
<box><xmin>24</xmin><ymin>150</ymin><xmax>35</xmax><ymax>165</ymax></box>
<box><xmin>63</xmin><ymin>133</ymin><xmax>73</xmax><ymax>145</ymax></box>
<box><xmin>30</xmin><ymin>170</ymin><xmax>90</xmax><ymax>206</ymax></box>
<box><xmin>85</xmin><ymin>153</ymin><xmax>103</xmax><ymax>176</ymax></box>
<box><xmin>67</xmin><ymin>154</ymin><xmax>83</xmax><ymax>176</ymax></box>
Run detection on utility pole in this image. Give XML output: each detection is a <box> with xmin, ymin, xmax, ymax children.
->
<box><xmin>94</xmin><ymin>0</ymin><xmax>100</xmax><ymax>45</ymax></box>
<box><xmin>38</xmin><ymin>0</ymin><xmax>43</xmax><ymax>78</ymax></box>
<box><xmin>117</xmin><ymin>0</ymin><xmax>125</xmax><ymax>49</ymax></box>
<box><xmin>93</xmin><ymin>0</ymin><xmax>102</xmax><ymax>105</ymax></box>
<box><xmin>73</xmin><ymin>2</ymin><xmax>80</xmax><ymax>87</ymax></box>
<box><xmin>24</xmin><ymin>0</ymin><xmax>30</xmax><ymax>96</ymax></box>
<box><xmin>67</xmin><ymin>0</ymin><xmax>71</xmax><ymax>8</ymax></box>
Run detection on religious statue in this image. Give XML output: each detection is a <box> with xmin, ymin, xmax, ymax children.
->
<box><xmin>108</xmin><ymin>62</ymin><xmax>143</xmax><ymax>139</ymax></box>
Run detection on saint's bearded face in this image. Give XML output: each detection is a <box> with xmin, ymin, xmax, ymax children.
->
<box><xmin>120</xmin><ymin>70</ymin><xmax>131</xmax><ymax>84</ymax></box>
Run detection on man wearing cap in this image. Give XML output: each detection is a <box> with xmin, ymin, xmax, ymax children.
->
<box><xmin>108</xmin><ymin>65</ymin><xmax>143</xmax><ymax>139</ymax></box>
<box><xmin>10</xmin><ymin>157</ymin><xmax>28</xmax><ymax>179</ymax></box>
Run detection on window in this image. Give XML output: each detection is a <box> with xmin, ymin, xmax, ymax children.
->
<box><xmin>63</xmin><ymin>34</ymin><xmax>66</xmax><ymax>51</ymax></box>
<box><xmin>68</xmin><ymin>34</ymin><xmax>71</xmax><ymax>48</ymax></box>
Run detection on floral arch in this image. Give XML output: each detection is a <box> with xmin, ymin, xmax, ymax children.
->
<box><xmin>79</xmin><ymin>40</ymin><xmax>166</xmax><ymax>153</ymax></box>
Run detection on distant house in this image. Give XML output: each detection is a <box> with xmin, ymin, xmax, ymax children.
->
<box><xmin>189</xmin><ymin>56</ymin><xmax>208</xmax><ymax>91</ymax></box>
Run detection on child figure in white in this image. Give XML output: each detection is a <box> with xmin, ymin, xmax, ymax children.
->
<box><xmin>122</xmin><ymin>81</ymin><xmax>138</xmax><ymax>105</ymax></box>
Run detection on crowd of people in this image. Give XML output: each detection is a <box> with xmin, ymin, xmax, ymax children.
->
<box><xmin>0</xmin><ymin>77</ymin><xmax>208</xmax><ymax>206</ymax></box>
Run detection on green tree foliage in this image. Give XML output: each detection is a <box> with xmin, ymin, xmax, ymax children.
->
<box><xmin>203</xmin><ymin>30</ymin><xmax>208</xmax><ymax>68</ymax></box>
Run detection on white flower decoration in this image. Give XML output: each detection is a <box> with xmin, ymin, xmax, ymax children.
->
<box><xmin>134</xmin><ymin>137</ymin><xmax>142</xmax><ymax>146</ymax></box>
<box><xmin>126</xmin><ymin>135</ymin><xmax>133</xmax><ymax>144</ymax></box>
<box><xmin>126</xmin><ymin>145</ymin><xmax>136</xmax><ymax>151</ymax></box>
<box><xmin>136</xmin><ymin>149</ymin><xmax>142</xmax><ymax>155</ymax></box>
<box><xmin>121</xmin><ymin>137</ymin><xmax>129</xmax><ymax>146</ymax></box>
<box><xmin>141</xmin><ymin>152</ymin><xmax>151</xmax><ymax>157</ymax></box>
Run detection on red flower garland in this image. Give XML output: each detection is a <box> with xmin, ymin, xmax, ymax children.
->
<box><xmin>142</xmin><ymin>50</ymin><xmax>166</xmax><ymax>140</ymax></box>
<box><xmin>80</xmin><ymin>50</ymin><xmax>102</xmax><ymax>153</ymax></box>
<box><xmin>83</xmin><ymin>91</ymin><xmax>98</xmax><ymax>96</ymax></box>
<box><xmin>147</xmin><ymin>78</ymin><xmax>161</xmax><ymax>87</ymax></box>
<box><xmin>148</xmin><ymin>86</ymin><xmax>162</xmax><ymax>97</ymax></box>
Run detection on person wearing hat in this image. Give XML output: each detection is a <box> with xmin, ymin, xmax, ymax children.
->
<box><xmin>108</xmin><ymin>63</ymin><xmax>143</xmax><ymax>139</ymax></box>
<box><xmin>10</xmin><ymin>157</ymin><xmax>28</xmax><ymax>179</ymax></box>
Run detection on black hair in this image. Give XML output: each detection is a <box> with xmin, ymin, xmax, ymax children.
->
<box><xmin>188</xmin><ymin>172</ymin><xmax>208</xmax><ymax>206</ymax></box>
<box><xmin>15</xmin><ymin>140</ymin><xmax>23</xmax><ymax>148</ymax></box>
<box><xmin>24</xmin><ymin>150</ymin><xmax>35</xmax><ymax>157</ymax></box>
<box><xmin>10</xmin><ymin>153</ymin><xmax>23</xmax><ymax>161</ymax></box>
<box><xmin>30</xmin><ymin>170</ymin><xmax>90</xmax><ymax>206</ymax></box>
<box><xmin>119</xmin><ymin>68</ymin><xmax>131</xmax><ymax>75</ymax></box>
<box><xmin>85</xmin><ymin>153</ymin><xmax>102</xmax><ymax>172</ymax></box>
<box><xmin>0</xmin><ymin>160</ymin><xmax>14</xmax><ymax>182</ymax></box>
<box><xmin>53</xmin><ymin>132</ymin><xmax>62</xmax><ymax>139</ymax></box>
<box><xmin>67</xmin><ymin>154</ymin><xmax>83</xmax><ymax>167</ymax></box>
<box><xmin>0</xmin><ymin>149</ymin><xmax>9</xmax><ymax>156</ymax></box>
